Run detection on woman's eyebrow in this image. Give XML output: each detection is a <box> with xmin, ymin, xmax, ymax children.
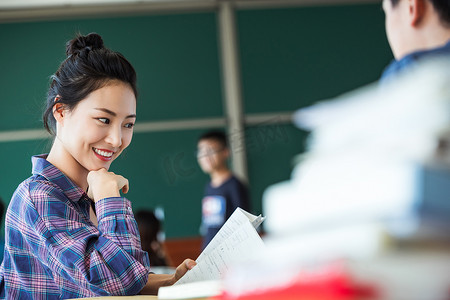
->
<box><xmin>94</xmin><ymin>107</ymin><xmax>136</xmax><ymax>118</ymax></box>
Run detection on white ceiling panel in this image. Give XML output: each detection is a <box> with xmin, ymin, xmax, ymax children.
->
<box><xmin>0</xmin><ymin>0</ymin><xmax>213</xmax><ymax>9</ymax></box>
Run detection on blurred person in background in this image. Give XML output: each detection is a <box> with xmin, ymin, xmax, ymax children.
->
<box><xmin>135</xmin><ymin>209</ymin><xmax>170</xmax><ymax>268</ymax></box>
<box><xmin>0</xmin><ymin>197</ymin><xmax>4</xmax><ymax>263</ymax></box>
<box><xmin>381</xmin><ymin>0</ymin><xmax>450</xmax><ymax>83</ymax></box>
<box><xmin>197</xmin><ymin>130</ymin><xmax>250</xmax><ymax>250</ymax></box>
<box><xmin>382</xmin><ymin>0</ymin><xmax>450</xmax><ymax>161</ymax></box>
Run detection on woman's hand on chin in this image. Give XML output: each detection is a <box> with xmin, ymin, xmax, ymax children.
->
<box><xmin>87</xmin><ymin>168</ymin><xmax>129</xmax><ymax>202</ymax></box>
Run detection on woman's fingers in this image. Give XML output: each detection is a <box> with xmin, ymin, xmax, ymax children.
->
<box><xmin>174</xmin><ymin>259</ymin><xmax>197</xmax><ymax>282</ymax></box>
<box><xmin>119</xmin><ymin>177</ymin><xmax>129</xmax><ymax>194</ymax></box>
<box><xmin>87</xmin><ymin>169</ymin><xmax>129</xmax><ymax>201</ymax></box>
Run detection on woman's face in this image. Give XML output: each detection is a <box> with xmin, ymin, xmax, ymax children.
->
<box><xmin>57</xmin><ymin>81</ymin><xmax>136</xmax><ymax>172</ymax></box>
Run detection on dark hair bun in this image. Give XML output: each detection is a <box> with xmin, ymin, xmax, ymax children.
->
<box><xmin>66</xmin><ymin>32</ymin><xmax>104</xmax><ymax>57</ymax></box>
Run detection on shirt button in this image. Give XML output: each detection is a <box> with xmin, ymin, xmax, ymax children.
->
<box><xmin>127</xmin><ymin>206</ymin><xmax>132</xmax><ymax>212</ymax></box>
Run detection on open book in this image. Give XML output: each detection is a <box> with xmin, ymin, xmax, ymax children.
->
<box><xmin>158</xmin><ymin>208</ymin><xmax>265</xmax><ymax>299</ymax></box>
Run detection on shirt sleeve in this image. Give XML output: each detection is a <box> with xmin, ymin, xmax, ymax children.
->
<box><xmin>27</xmin><ymin>180</ymin><xmax>150</xmax><ymax>296</ymax></box>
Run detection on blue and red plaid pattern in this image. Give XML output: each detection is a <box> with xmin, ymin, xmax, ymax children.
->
<box><xmin>0</xmin><ymin>155</ymin><xmax>150</xmax><ymax>299</ymax></box>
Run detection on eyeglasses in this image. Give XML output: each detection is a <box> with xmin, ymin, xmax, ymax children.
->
<box><xmin>196</xmin><ymin>147</ymin><xmax>225</xmax><ymax>158</ymax></box>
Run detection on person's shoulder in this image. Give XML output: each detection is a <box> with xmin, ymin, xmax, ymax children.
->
<box><xmin>26</xmin><ymin>175</ymin><xmax>65</xmax><ymax>202</ymax></box>
<box><xmin>9</xmin><ymin>175</ymin><xmax>64</xmax><ymax>215</ymax></box>
<box><xmin>228</xmin><ymin>175</ymin><xmax>248</xmax><ymax>188</ymax></box>
<box><xmin>230</xmin><ymin>174</ymin><xmax>245</xmax><ymax>183</ymax></box>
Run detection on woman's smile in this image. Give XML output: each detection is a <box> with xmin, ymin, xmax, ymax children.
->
<box><xmin>93</xmin><ymin>147</ymin><xmax>114</xmax><ymax>161</ymax></box>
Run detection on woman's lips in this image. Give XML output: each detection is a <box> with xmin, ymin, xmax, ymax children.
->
<box><xmin>93</xmin><ymin>147</ymin><xmax>114</xmax><ymax>161</ymax></box>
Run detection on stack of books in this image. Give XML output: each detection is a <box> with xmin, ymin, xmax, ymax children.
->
<box><xmin>222</xmin><ymin>58</ymin><xmax>450</xmax><ymax>300</ymax></box>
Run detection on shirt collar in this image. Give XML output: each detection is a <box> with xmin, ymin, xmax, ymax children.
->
<box><xmin>399</xmin><ymin>39</ymin><xmax>450</xmax><ymax>64</ymax></box>
<box><xmin>32</xmin><ymin>154</ymin><xmax>88</xmax><ymax>202</ymax></box>
<box><xmin>380</xmin><ymin>39</ymin><xmax>450</xmax><ymax>85</ymax></box>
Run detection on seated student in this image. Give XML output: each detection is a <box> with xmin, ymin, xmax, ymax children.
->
<box><xmin>0</xmin><ymin>32</ymin><xmax>194</xmax><ymax>299</ymax></box>
<box><xmin>196</xmin><ymin>130</ymin><xmax>251</xmax><ymax>250</ymax></box>
<box><xmin>135</xmin><ymin>210</ymin><xmax>170</xmax><ymax>268</ymax></box>
<box><xmin>0</xmin><ymin>198</ymin><xmax>4</xmax><ymax>263</ymax></box>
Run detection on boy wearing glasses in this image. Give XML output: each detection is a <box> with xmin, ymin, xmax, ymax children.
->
<box><xmin>196</xmin><ymin>130</ymin><xmax>250</xmax><ymax>250</ymax></box>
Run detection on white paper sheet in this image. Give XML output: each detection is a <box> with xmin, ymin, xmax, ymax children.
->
<box><xmin>174</xmin><ymin>208</ymin><xmax>265</xmax><ymax>285</ymax></box>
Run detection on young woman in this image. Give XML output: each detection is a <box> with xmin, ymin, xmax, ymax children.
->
<box><xmin>0</xmin><ymin>33</ymin><xmax>195</xmax><ymax>299</ymax></box>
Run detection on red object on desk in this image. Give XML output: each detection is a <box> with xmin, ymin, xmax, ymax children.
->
<box><xmin>215</xmin><ymin>264</ymin><xmax>379</xmax><ymax>300</ymax></box>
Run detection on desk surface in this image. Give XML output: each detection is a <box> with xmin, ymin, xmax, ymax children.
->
<box><xmin>73</xmin><ymin>296</ymin><xmax>208</xmax><ymax>300</ymax></box>
<box><xmin>72</xmin><ymin>297</ymin><xmax>158</xmax><ymax>300</ymax></box>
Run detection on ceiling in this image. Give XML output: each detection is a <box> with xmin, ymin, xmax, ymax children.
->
<box><xmin>0</xmin><ymin>0</ymin><xmax>376</xmax><ymax>10</ymax></box>
<box><xmin>0</xmin><ymin>0</ymin><xmax>211</xmax><ymax>9</ymax></box>
<box><xmin>0</xmin><ymin>0</ymin><xmax>377</xmax><ymax>23</ymax></box>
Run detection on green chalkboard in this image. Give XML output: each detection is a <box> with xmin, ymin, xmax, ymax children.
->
<box><xmin>237</xmin><ymin>3</ymin><xmax>392</xmax><ymax>113</ymax></box>
<box><xmin>0</xmin><ymin>12</ymin><xmax>223</xmax><ymax>131</ymax></box>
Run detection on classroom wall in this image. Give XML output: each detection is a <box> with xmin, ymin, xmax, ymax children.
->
<box><xmin>0</xmin><ymin>2</ymin><xmax>392</xmax><ymax>238</ymax></box>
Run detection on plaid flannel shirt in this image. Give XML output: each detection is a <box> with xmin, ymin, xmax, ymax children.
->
<box><xmin>0</xmin><ymin>155</ymin><xmax>150</xmax><ymax>299</ymax></box>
